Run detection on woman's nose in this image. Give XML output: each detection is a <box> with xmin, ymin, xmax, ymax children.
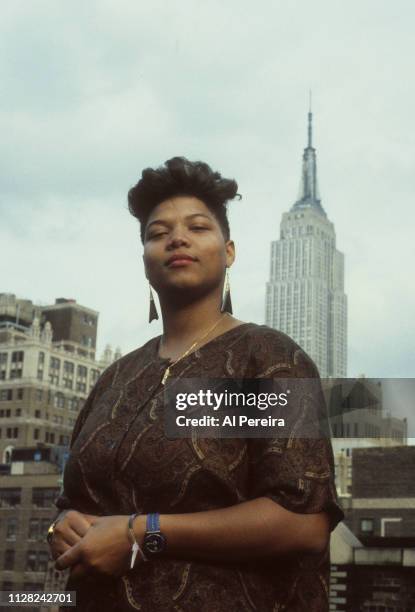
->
<box><xmin>168</xmin><ymin>231</ymin><xmax>190</xmax><ymax>249</ymax></box>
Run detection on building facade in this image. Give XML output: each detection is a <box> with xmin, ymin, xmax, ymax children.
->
<box><xmin>0</xmin><ymin>293</ymin><xmax>118</xmax><ymax>594</ymax></box>
<box><xmin>330</xmin><ymin>523</ymin><xmax>415</xmax><ymax>612</ymax></box>
<box><xmin>265</xmin><ymin>111</ymin><xmax>347</xmax><ymax>378</ymax></box>
<box><xmin>346</xmin><ymin>446</ymin><xmax>415</xmax><ymax>540</ymax></box>
<box><xmin>323</xmin><ymin>377</ymin><xmax>407</xmax><ymax>497</ymax></box>
<box><xmin>329</xmin><ymin>446</ymin><xmax>415</xmax><ymax>611</ymax></box>
<box><xmin>0</xmin><ymin>294</ymin><xmax>119</xmax><ymax>462</ymax></box>
<box><xmin>0</xmin><ymin>448</ymin><xmax>64</xmax><ymax>594</ymax></box>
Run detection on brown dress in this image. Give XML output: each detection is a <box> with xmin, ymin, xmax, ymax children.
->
<box><xmin>55</xmin><ymin>323</ymin><xmax>344</xmax><ymax>611</ymax></box>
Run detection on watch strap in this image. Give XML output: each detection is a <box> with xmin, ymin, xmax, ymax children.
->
<box><xmin>146</xmin><ymin>512</ymin><xmax>160</xmax><ymax>533</ymax></box>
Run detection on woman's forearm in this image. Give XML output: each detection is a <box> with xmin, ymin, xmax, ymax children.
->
<box><xmin>134</xmin><ymin>497</ymin><xmax>329</xmax><ymax>563</ymax></box>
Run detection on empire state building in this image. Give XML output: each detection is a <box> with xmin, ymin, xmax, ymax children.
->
<box><xmin>265</xmin><ymin>111</ymin><xmax>347</xmax><ymax>377</ymax></box>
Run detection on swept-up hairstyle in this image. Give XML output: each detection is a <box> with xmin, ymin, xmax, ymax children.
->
<box><xmin>128</xmin><ymin>156</ymin><xmax>240</xmax><ymax>243</ymax></box>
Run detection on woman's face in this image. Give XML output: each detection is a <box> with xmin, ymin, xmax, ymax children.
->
<box><xmin>142</xmin><ymin>196</ymin><xmax>235</xmax><ymax>301</ymax></box>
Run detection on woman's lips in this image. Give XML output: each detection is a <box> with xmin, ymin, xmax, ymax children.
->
<box><xmin>167</xmin><ymin>258</ymin><xmax>195</xmax><ymax>267</ymax></box>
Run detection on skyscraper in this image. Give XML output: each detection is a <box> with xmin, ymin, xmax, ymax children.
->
<box><xmin>265</xmin><ymin>110</ymin><xmax>347</xmax><ymax>377</ymax></box>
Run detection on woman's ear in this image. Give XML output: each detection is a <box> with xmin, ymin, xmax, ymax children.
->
<box><xmin>225</xmin><ymin>240</ymin><xmax>235</xmax><ymax>268</ymax></box>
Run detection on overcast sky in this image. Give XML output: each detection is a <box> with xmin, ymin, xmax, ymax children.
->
<box><xmin>1</xmin><ymin>1</ymin><xmax>414</xmax><ymax>378</ymax></box>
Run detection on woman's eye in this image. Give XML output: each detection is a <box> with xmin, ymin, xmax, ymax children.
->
<box><xmin>148</xmin><ymin>231</ymin><xmax>167</xmax><ymax>239</ymax></box>
<box><xmin>190</xmin><ymin>226</ymin><xmax>208</xmax><ymax>231</ymax></box>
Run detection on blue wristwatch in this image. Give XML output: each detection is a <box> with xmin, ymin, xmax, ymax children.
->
<box><xmin>142</xmin><ymin>513</ymin><xmax>167</xmax><ymax>557</ymax></box>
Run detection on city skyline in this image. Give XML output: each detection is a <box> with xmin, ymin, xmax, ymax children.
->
<box><xmin>1</xmin><ymin>2</ymin><xmax>414</xmax><ymax>377</ymax></box>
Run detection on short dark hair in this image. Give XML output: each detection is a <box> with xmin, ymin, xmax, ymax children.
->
<box><xmin>128</xmin><ymin>156</ymin><xmax>240</xmax><ymax>243</ymax></box>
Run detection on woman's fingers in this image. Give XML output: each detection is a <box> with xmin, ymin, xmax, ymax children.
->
<box><xmin>55</xmin><ymin>541</ymin><xmax>83</xmax><ymax>571</ymax></box>
<box><xmin>54</xmin><ymin>525</ymin><xmax>82</xmax><ymax>547</ymax></box>
<box><xmin>65</xmin><ymin>511</ymin><xmax>93</xmax><ymax>538</ymax></box>
<box><xmin>50</xmin><ymin>540</ymin><xmax>71</xmax><ymax>561</ymax></box>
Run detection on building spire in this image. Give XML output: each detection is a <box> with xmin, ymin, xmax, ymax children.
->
<box><xmin>308</xmin><ymin>90</ymin><xmax>312</xmax><ymax>147</ymax></box>
<box><xmin>291</xmin><ymin>97</ymin><xmax>326</xmax><ymax>216</ymax></box>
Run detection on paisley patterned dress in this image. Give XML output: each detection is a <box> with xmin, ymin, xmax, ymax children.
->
<box><xmin>55</xmin><ymin>323</ymin><xmax>343</xmax><ymax>611</ymax></box>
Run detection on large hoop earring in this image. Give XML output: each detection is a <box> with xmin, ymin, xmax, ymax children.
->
<box><xmin>221</xmin><ymin>268</ymin><xmax>233</xmax><ymax>315</ymax></box>
<box><xmin>149</xmin><ymin>285</ymin><xmax>159</xmax><ymax>323</ymax></box>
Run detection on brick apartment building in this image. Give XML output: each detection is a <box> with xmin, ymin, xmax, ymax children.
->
<box><xmin>330</xmin><ymin>446</ymin><xmax>415</xmax><ymax>611</ymax></box>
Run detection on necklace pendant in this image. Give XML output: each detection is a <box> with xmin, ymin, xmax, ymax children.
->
<box><xmin>161</xmin><ymin>367</ymin><xmax>170</xmax><ymax>385</ymax></box>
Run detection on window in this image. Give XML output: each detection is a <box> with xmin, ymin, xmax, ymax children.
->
<box><xmin>50</xmin><ymin>357</ymin><xmax>61</xmax><ymax>370</ymax></box>
<box><xmin>0</xmin><ymin>389</ymin><xmax>12</xmax><ymax>401</ymax></box>
<box><xmin>77</xmin><ymin>365</ymin><xmax>87</xmax><ymax>378</ymax></box>
<box><xmin>28</xmin><ymin>518</ymin><xmax>50</xmax><ymax>541</ymax></box>
<box><xmin>53</xmin><ymin>393</ymin><xmax>65</xmax><ymax>409</ymax></box>
<box><xmin>83</xmin><ymin>314</ymin><xmax>95</xmax><ymax>326</ymax></box>
<box><xmin>38</xmin><ymin>352</ymin><xmax>45</xmax><ymax>364</ymax></box>
<box><xmin>76</xmin><ymin>382</ymin><xmax>86</xmax><ymax>393</ymax></box>
<box><xmin>0</xmin><ymin>353</ymin><xmax>7</xmax><ymax>380</ymax></box>
<box><xmin>9</xmin><ymin>368</ymin><xmax>22</xmax><ymax>379</ymax></box>
<box><xmin>81</xmin><ymin>335</ymin><xmax>93</xmax><ymax>347</ymax></box>
<box><xmin>32</xmin><ymin>487</ymin><xmax>59</xmax><ymax>508</ymax></box>
<box><xmin>90</xmin><ymin>369</ymin><xmax>100</xmax><ymax>384</ymax></box>
<box><xmin>36</xmin><ymin>389</ymin><xmax>43</xmax><ymax>402</ymax></box>
<box><xmin>26</xmin><ymin>550</ymin><xmax>49</xmax><ymax>572</ymax></box>
<box><xmin>63</xmin><ymin>361</ymin><xmax>74</xmax><ymax>374</ymax></box>
<box><xmin>35</xmin><ymin>409</ymin><xmax>41</xmax><ymax>418</ymax></box>
<box><xmin>69</xmin><ymin>397</ymin><xmax>79</xmax><ymax>411</ymax></box>
<box><xmin>10</xmin><ymin>352</ymin><xmax>24</xmax><ymax>379</ymax></box>
<box><xmin>360</xmin><ymin>518</ymin><xmax>374</xmax><ymax>534</ymax></box>
<box><xmin>63</xmin><ymin>361</ymin><xmax>74</xmax><ymax>388</ymax></box>
<box><xmin>15</xmin><ymin>408</ymin><xmax>21</xmax><ymax>417</ymax></box>
<box><xmin>6</xmin><ymin>517</ymin><xmax>17</xmax><ymax>541</ymax></box>
<box><xmin>49</xmin><ymin>358</ymin><xmax>60</xmax><ymax>384</ymax></box>
<box><xmin>6</xmin><ymin>427</ymin><xmax>18</xmax><ymax>439</ymax></box>
<box><xmin>0</xmin><ymin>489</ymin><xmax>21</xmax><ymax>508</ymax></box>
<box><xmin>4</xmin><ymin>550</ymin><xmax>15</xmax><ymax>571</ymax></box>
<box><xmin>33</xmin><ymin>428</ymin><xmax>39</xmax><ymax>440</ymax></box>
<box><xmin>16</xmin><ymin>388</ymin><xmax>24</xmax><ymax>400</ymax></box>
<box><xmin>2</xmin><ymin>581</ymin><xmax>14</xmax><ymax>591</ymax></box>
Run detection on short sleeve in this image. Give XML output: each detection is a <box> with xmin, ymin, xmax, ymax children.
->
<box><xmin>247</xmin><ymin>333</ymin><xmax>344</xmax><ymax>531</ymax></box>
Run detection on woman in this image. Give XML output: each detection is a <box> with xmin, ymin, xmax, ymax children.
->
<box><xmin>49</xmin><ymin>157</ymin><xmax>343</xmax><ymax>611</ymax></box>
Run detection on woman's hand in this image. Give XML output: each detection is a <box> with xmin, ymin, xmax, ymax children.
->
<box><xmin>55</xmin><ymin>515</ymin><xmax>142</xmax><ymax>579</ymax></box>
<box><xmin>49</xmin><ymin>510</ymin><xmax>97</xmax><ymax>561</ymax></box>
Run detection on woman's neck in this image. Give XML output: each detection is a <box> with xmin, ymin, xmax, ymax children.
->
<box><xmin>157</xmin><ymin>292</ymin><xmax>237</xmax><ymax>359</ymax></box>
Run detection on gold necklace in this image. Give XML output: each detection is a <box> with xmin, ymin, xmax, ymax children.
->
<box><xmin>160</xmin><ymin>314</ymin><xmax>227</xmax><ymax>385</ymax></box>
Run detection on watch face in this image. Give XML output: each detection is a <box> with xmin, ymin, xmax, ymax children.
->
<box><xmin>143</xmin><ymin>532</ymin><xmax>166</xmax><ymax>555</ymax></box>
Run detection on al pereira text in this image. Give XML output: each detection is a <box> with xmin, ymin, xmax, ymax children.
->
<box><xmin>176</xmin><ymin>414</ymin><xmax>286</xmax><ymax>428</ymax></box>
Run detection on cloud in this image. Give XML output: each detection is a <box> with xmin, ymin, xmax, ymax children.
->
<box><xmin>1</xmin><ymin>0</ymin><xmax>414</xmax><ymax>376</ymax></box>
